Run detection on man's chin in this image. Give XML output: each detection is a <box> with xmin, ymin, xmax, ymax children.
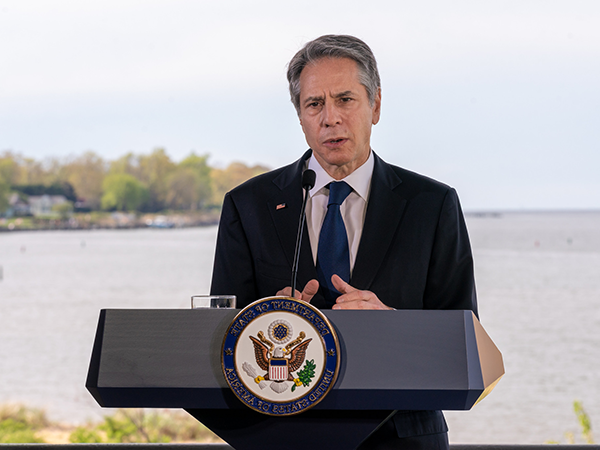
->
<box><xmin>314</xmin><ymin>147</ymin><xmax>352</xmax><ymax>165</ymax></box>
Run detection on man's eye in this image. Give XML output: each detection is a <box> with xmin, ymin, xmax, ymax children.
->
<box><xmin>309</xmin><ymin>102</ymin><xmax>320</xmax><ymax>108</ymax></box>
<box><xmin>340</xmin><ymin>97</ymin><xmax>352</xmax><ymax>103</ymax></box>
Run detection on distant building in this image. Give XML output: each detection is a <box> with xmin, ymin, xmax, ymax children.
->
<box><xmin>28</xmin><ymin>195</ymin><xmax>68</xmax><ymax>216</ymax></box>
<box><xmin>4</xmin><ymin>193</ymin><xmax>31</xmax><ymax>217</ymax></box>
<box><xmin>74</xmin><ymin>198</ymin><xmax>93</xmax><ymax>212</ymax></box>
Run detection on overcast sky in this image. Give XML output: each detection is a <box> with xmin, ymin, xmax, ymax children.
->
<box><xmin>1</xmin><ymin>0</ymin><xmax>599</xmax><ymax>210</ymax></box>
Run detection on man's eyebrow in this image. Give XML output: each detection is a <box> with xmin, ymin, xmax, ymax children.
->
<box><xmin>332</xmin><ymin>90</ymin><xmax>354</xmax><ymax>98</ymax></box>
<box><xmin>303</xmin><ymin>91</ymin><xmax>355</xmax><ymax>104</ymax></box>
<box><xmin>303</xmin><ymin>95</ymin><xmax>324</xmax><ymax>105</ymax></box>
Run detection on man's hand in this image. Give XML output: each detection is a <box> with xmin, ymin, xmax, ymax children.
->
<box><xmin>331</xmin><ymin>275</ymin><xmax>393</xmax><ymax>310</ymax></box>
<box><xmin>276</xmin><ymin>279</ymin><xmax>320</xmax><ymax>303</ymax></box>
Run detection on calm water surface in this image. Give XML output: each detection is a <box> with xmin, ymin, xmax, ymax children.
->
<box><xmin>0</xmin><ymin>212</ymin><xmax>599</xmax><ymax>444</ymax></box>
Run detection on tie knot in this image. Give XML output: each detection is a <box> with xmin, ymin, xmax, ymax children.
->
<box><xmin>327</xmin><ymin>181</ymin><xmax>353</xmax><ymax>206</ymax></box>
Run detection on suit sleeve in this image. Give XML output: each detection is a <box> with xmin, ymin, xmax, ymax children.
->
<box><xmin>210</xmin><ymin>192</ymin><xmax>258</xmax><ymax>308</ymax></box>
<box><xmin>422</xmin><ymin>188</ymin><xmax>478</xmax><ymax>317</ymax></box>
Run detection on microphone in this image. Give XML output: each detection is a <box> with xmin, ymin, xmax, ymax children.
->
<box><xmin>302</xmin><ymin>169</ymin><xmax>317</xmax><ymax>190</ymax></box>
<box><xmin>291</xmin><ymin>169</ymin><xmax>316</xmax><ymax>298</ymax></box>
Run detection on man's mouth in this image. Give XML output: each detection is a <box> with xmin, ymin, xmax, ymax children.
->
<box><xmin>324</xmin><ymin>138</ymin><xmax>347</xmax><ymax>147</ymax></box>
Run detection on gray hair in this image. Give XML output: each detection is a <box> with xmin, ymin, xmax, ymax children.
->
<box><xmin>286</xmin><ymin>35</ymin><xmax>381</xmax><ymax>116</ymax></box>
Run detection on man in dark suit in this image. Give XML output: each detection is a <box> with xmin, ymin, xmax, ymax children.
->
<box><xmin>211</xmin><ymin>35</ymin><xmax>477</xmax><ymax>450</ymax></box>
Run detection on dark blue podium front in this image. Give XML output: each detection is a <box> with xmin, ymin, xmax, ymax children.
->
<box><xmin>86</xmin><ymin>309</ymin><xmax>503</xmax><ymax>449</ymax></box>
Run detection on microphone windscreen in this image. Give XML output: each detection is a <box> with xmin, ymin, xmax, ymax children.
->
<box><xmin>302</xmin><ymin>169</ymin><xmax>316</xmax><ymax>190</ymax></box>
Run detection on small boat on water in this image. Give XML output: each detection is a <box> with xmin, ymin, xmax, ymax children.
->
<box><xmin>145</xmin><ymin>215</ymin><xmax>175</xmax><ymax>228</ymax></box>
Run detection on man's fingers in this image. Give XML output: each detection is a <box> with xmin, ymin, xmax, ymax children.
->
<box><xmin>276</xmin><ymin>286</ymin><xmax>295</xmax><ymax>298</ymax></box>
<box><xmin>277</xmin><ymin>279</ymin><xmax>320</xmax><ymax>302</ymax></box>
<box><xmin>301</xmin><ymin>279</ymin><xmax>320</xmax><ymax>303</ymax></box>
<box><xmin>331</xmin><ymin>274</ymin><xmax>356</xmax><ymax>294</ymax></box>
<box><xmin>330</xmin><ymin>277</ymin><xmax>392</xmax><ymax>310</ymax></box>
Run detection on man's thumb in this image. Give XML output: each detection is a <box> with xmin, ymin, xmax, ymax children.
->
<box><xmin>302</xmin><ymin>279</ymin><xmax>320</xmax><ymax>301</ymax></box>
<box><xmin>331</xmin><ymin>274</ymin><xmax>355</xmax><ymax>293</ymax></box>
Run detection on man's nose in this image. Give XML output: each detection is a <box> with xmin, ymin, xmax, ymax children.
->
<box><xmin>321</xmin><ymin>102</ymin><xmax>341</xmax><ymax>127</ymax></box>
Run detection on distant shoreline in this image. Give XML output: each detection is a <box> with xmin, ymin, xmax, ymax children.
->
<box><xmin>0</xmin><ymin>210</ymin><xmax>221</xmax><ymax>232</ymax></box>
<box><xmin>3</xmin><ymin>209</ymin><xmax>600</xmax><ymax>232</ymax></box>
<box><xmin>464</xmin><ymin>208</ymin><xmax>600</xmax><ymax>215</ymax></box>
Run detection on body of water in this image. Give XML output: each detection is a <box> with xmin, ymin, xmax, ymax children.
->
<box><xmin>1</xmin><ymin>211</ymin><xmax>599</xmax><ymax>444</ymax></box>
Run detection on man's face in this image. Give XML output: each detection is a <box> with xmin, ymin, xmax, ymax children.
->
<box><xmin>298</xmin><ymin>57</ymin><xmax>381</xmax><ymax>180</ymax></box>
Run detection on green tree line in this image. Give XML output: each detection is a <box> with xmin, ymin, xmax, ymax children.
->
<box><xmin>0</xmin><ymin>148</ymin><xmax>269</xmax><ymax>215</ymax></box>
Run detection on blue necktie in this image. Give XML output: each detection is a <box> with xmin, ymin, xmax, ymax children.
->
<box><xmin>316</xmin><ymin>181</ymin><xmax>353</xmax><ymax>306</ymax></box>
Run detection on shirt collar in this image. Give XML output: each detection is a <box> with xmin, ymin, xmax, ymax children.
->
<box><xmin>307</xmin><ymin>150</ymin><xmax>374</xmax><ymax>201</ymax></box>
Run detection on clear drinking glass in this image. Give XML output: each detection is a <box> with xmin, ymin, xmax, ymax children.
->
<box><xmin>191</xmin><ymin>295</ymin><xmax>236</xmax><ymax>309</ymax></box>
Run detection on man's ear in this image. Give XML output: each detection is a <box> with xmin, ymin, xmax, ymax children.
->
<box><xmin>372</xmin><ymin>88</ymin><xmax>382</xmax><ymax>125</ymax></box>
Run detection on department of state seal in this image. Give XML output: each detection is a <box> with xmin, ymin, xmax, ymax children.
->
<box><xmin>222</xmin><ymin>296</ymin><xmax>340</xmax><ymax>416</ymax></box>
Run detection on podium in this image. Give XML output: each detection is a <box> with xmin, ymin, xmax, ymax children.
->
<box><xmin>86</xmin><ymin>309</ymin><xmax>503</xmax><ymax>450</ymax></box>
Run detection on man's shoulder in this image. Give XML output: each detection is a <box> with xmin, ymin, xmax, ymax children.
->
<box><xmin>375</xmin><ymin>154</ymin><xmax>455</xmax><ymax>197</ymax></box>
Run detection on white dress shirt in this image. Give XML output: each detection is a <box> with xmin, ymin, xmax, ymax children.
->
<box><xmin>306</xmin><ymin>151</ymin><xmax>374</xmax><ymax>274</ymax></box>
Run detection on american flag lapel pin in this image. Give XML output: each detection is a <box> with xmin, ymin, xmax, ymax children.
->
<box><xmin>276</xmin><ymin>203</ymin><xmax>287</xmax><ymax>210</ymax></box>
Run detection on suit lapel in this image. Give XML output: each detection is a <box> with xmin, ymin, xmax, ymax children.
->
<box><xmin>351</xmin><ymin>153</ymin><xmax>406</xmax><ymax>290</ymax></box>
<box><xmin>267</xmin><ymin>151</ymin><xmax>316</xmax><ymax>280</ymax></box>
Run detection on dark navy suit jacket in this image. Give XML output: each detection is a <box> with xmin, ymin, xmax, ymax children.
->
<box><xmin>210</xmin><ymin>149</ymin><xmax>478</xmax><ymax>438</ymax></box>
